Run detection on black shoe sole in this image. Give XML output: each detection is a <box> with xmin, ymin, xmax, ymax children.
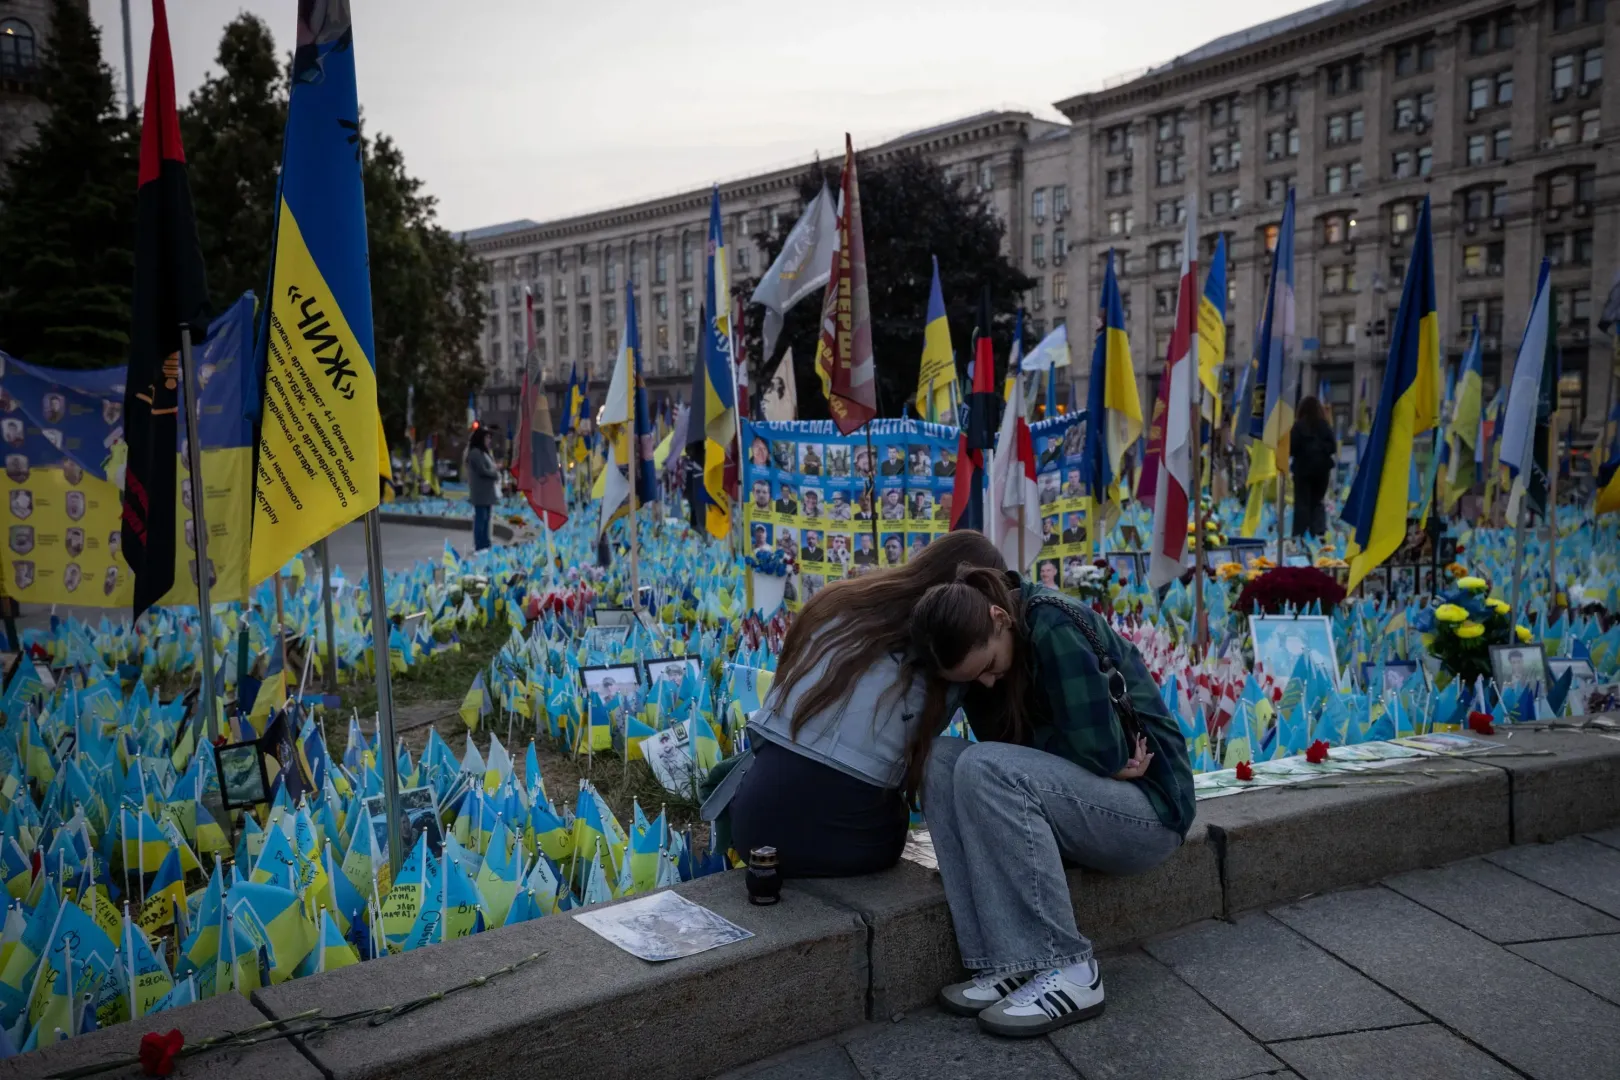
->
<box><xmin>978</xmin><ymin>1000</ymin><xmax>1105</xmax><ymax>1038</ymax></box>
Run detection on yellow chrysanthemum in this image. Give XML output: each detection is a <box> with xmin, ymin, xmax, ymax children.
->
<box><xmin>1515</xmin><ymin>625</ymin><xmax>1532</xmax><ymax>642</ymax></box>
<box><xmin>1434</xmin><ymin>604</ymin><xmax>1468</xmax><ymax>623</ymax></box>
<box><xmin>1486</xmin><ymin>598</ymin><xmax>1510</xmax><ymax>615</ymax></box>
<box><xmin>1457</xmin><ymin>576</ymin><xmax>1487</xmax><ymax>591</ymax></box>
<box><xmin>1456</xmin><ymin>622</ymin><xmax>1485</xmax><ymax>639</ymax></box>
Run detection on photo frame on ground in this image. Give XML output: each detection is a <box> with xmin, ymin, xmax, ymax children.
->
<box><xmin>1490</xmin><ymin>642</ymin><xmax>1548</xmax><ymax>691</ymax></box>
<box><xmin>580</xmin><ymin>663</ymin><xmax>640</xmax><ymax>704</ymax></box>
<box><xmin>1548</xmin><ymin>657</ymin><xmax>1598</xmax><ymax>716</ymax></box>
<box><xmin>1249</xmin><ymin>614</ymin><xmax>1341</xmax><ymax>691</ymax></box>
<box><xmin>1105</xmin><ymin>551</ymin><xmax>1141</xmax><ymax>585</ymax></box>
<box><xmin>215</xmin><ymin>739</ymin><xmax>269</xmax><ymax>812</ymax></box>
<box><xmin>583</xmin><ymin>625</ymin><xmax>630</xmax><ymax>653</ymax></box>
<box><xmin>1360</xmin><ymin>659</ymin><xmax>1422</xmax><ymax>698</ymax></box>
<box><xmin>594</xmin><ymin>607</ymin><xmax>638</xmax><ymax>628</ymax></box>
<box><xmin>644</xmin><ymin>657</ymin><xmax>694</xmax><ymax>690</ymax></box>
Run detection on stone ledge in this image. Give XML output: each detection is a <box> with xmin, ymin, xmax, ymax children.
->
<box><xmin>1075</xmin><ymin>822</ymin><xmax>1224</xmax><ymax>951</ymax></box>
<box><xmin>1</xmin><ymin>992</ymin><xmax>320</xmax><ymax>1080</ymax></box>
<box><xmin>376</xmin><ymin>512</ymin><xmax>471</xmax><ymax>532</ymax></box>
<box><xmin>251</xmin><ymin>872</ymin><xmax>867</xmax><ymax>1080</ymax></box>
<box><xmin>1200</xmin><ymin>759</ymin><xmax>1509</xmax><ymax>913</ymax></box>
<box><xmin>1464</xmin><ymin>727</ymin><xmax>1620</xmax><ymax>844</ymax></box>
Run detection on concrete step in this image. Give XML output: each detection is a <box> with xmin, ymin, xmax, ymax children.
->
<box><xmin>16</xmin><ymin>724</ymin><xmax>1620</xmax><ymax>1080</ymax></box>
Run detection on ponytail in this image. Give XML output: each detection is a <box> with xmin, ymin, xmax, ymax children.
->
<box><xmin>901</xmin><ymin>566</ymin><xmax>1031</xmax><ymax>801</ymax></box>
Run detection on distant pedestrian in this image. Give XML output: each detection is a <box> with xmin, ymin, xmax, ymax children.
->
<box><xmin>1289</xmin><ymin>396</ymin><xmax>1337</xmax><ymax>539</ymax></box>
<box><xmin>465</xmin><ymin>428</ymin><xmax>499</xmax><ymax>551</ymax></box>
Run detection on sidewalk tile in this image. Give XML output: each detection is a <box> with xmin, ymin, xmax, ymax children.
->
<box><xmin>1385</xmin><ymin>858</ymin><xmax>1620</xmax><ymax>942</ymax></box>
<box><xmin>1587</xmin><ymin>826</ymin><xmax>1620</xmax><ymax>851</ymax></box>
<box><xmin>1509</xmin><ymin>934</ymin><xmax>1620</xmax><ymax>1005</ymax></box>
<box><xmin>1272</xmin><ymin>886</ymin><xmax>1620</xmax><ymax>1080</ymax></box>
<box><xmin>1484</xmin><ymin>837</ymin><xmax>1620</xmax><ymax>917</ymax></box>
<box><xmin>740</xmin><ymin>1046</ymin><xmax>864</xmax><ymax>1080</ymax></box>
<box><xmin>1270</xmin><ymin>1024</ymin><xmax>1520</xmax><ymax>1080</ymax></box>
<box><xmin>1145</xmin><ymin>914</ymin><xmax>1421</xmax><ymax>1041</ymax></box>
<box><xmin>844</xmin><ymin>1010</ymin><xmax>1076</xmax><ymax>1080</ymax></box>
<box><xmin>1047</xmin><ymin>952</ymin><xmax>1280</xmax><ymax>1080</ymax></box>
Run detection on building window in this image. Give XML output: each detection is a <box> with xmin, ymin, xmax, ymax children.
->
<box><xmin>1551</xmin><ymin>113</ymin><xmax>1578</xmax><ymax>144</ymax></box>
<box><xmin>1030</xmin><ymin>277</ymin><xmax>1045</xmax><ymax>304</ymax></box>
<box><xmin>1390</xmin><ymin>201</ymin><xmax>1415</xmax><ymax>233</ymax></box>
<box><xmin>603</xmin><ymin>298</ymin><xmax>617</xmax><ymax>329</ymax></box>
<box><xmin>1468</xmin><ymin>76</ymin><xmax>1492</xmax><ymax>111</ymax></box>
<box><xmin>1326</xmin><ymin>59</ymin><xmax>1363</xmax><ymax>95</ymax></box>
<box><xmin>1209</xmin><ymin>94</ymin><xmax>1242</xmax><ymax>127</ymax></box>
<box><xmin>0</xmin><ymin>19</ymin><xmax>38</xmax><ymax>73</ymax></box>
<box><xmin>1321</xmin><ymin>313</ymin><xmax>1358</xmax><ymax>347</ymax></box>
<box><xmin>1155</xmin><ymin>287</ymin><xmax>1176</xmax><ymax>315</ymax></box>
<box><xmin>1547</xmin><ymin>168</ymin><xmax>1596</xmax><ymax>207</ymax></box>
<box><xmin>1392</xmin><ymin>91</ymin><xmax>1436</xmax><ymax>130</ymax></box>
<box><xmin>1265</xmin><ymin>176</ymin><xmax>1291</xmax><ymax>204</ymax></box>
<box><xmin>1032</xmin><ymin>188</ymin><xmax>1047</xmax><ymax>220</ymax></box>
<box><xmin>604</xmin><ymin>261</ymin><xmax>617</xmax><ymax>291</ymax></box>
<box><xmin>1052</xmin><ymin>229</ymin><xmax>1067</xmax><ymax>259</ymax></box>
<box><xmin>1052</xmin><ymin>185</ymin><xmax>1069</xmax><ymax>216</ymax></box>
<box><xmin>1322</xmin><ymin>212</ymin><xmax>1355</xmax><ymax>244</ymax></box>
<box><xmin>1153</xmin><ymin>242</ymin><xmax>1183</xmax><ymax>270</ymax></box>
<box><xmin>1565</xmin><ymin>287</ymin><xmax>1593</xmax><ymax>323</ymax></box>
<box><xmin>1265</xmin><ymin>79</ymin><xmax>1296</xmax><ymax>112</ymax></box>
<box><xmin>1209</xmin><ymin>137</ymin><xmax>1241</xmax><ymax>172</ymax></box>
<box><xmin>680</xmin><ymin>233</ymin><xmax>694</xmax><ymax>280</ymax></box>
<box><xmin>1468</xmin><ymin>10</ymin><xmax>1514</xmax><ymax>54</ymax></box>
<box><xmin>1265</xmin><ymin>127</ymin><xmax>1300</xmax><ymax>158</ymax></box>
<box><xmin>655</xmin><ymin>292</ymin><xmax>668</xmax><ymax>318</ymax></box>
<box><xmin>1547</xmin><ymin>229</ymin><xmax>1596</xmax><ymax>265</ymax></box>
<box><xmin>1393</xmin><ymin>36</ymin><xmax>1436</xmax><ymax>77</ymax></box>
<box><xmin>1463</xmin><ymin>184</ymin><xmax>1507</xmax><ymax>220</ymax></box>
<box><xmin>1106</xmin><ymin>209</ymin><xmax>1133</xmax><ymax>235</ymax></box>
<box><xmin>509</xmin><ymin>312</ymin><xmax>523</xmax><ymax>337</ymax></box>
<box><xmin>1391</xmin><ymin>148</ymin><xmax>1430</xmax><ymax>179</ymax></box>
<box><xmin>1263</xmin><ymin>224</ymin><xmax>1280</xmax><ymax>253</ymax></box>
<box><xmin>1155</xmin><ymin>111</ymin><xmax>1186</xmax><ymax>142</ymax></box>
<box><xmin>1155</xmin><ymin>198</ymin><xmax>1185</xmax><ymax>225</ymax></box>
<box><xmin>680</xmin><ymin>288</ymin><xmax>693</xmax><ymax>316</ymax></box>
<box><xmin>1462</xmin><ymin>242</ymin><xmax>1505</xmax><ymax>276</ymax></box>
<box><xmin>1209</xmin><ymin>187</ymin><xmax>1241</xmax><ymax>214</ymax></box>
<box><xmin>1552</xmin><ymin>47</ymin><xmax>1602</xmax><ymax>92</ymax></box>
<box><xmin>1493</xmin><ymin>127</ymin><xmax>1512</xmax><ymax>159</ymax></box>
<box><xmin>579</xmin><ymin>273</ymin><xmax>591</xmax><ymax>297</ymax></box>
<box><xmin>736</xmin><ymin>246</ymin><xmax>750</xmax><ymax>272</ymax></box>
<box><xmin>979</xmin><ymin>161</ymin><xmax>994</xmax><ymax>190</ymax></box>
<box><xmin>1417</xmin><ymin>145</ymin><xmax>1433</xmax><ymax>176</ymax></box>
<box><xmin>656</xmin><ymin>324</ymin><xmax>669</xmax><ymax>349</ymax></box>
<box><xmin>1467</xmin><ymin>133</ymin><xmax>1487</xmax><ymax>165</ymax></box>
<box><xmin>1323</xmin><ymin>264</ymin><xmax>1346</xmax><ymax>294</ymax></box>
<box><xmin>1106</xmin><ymin>125</ymin><xmax>1130</xmax><ymax>154</ymax></box>
<box><xmin>1106</xmin><ymin>167</ymin><xmax>1132</xmax><ymax>195</ymax></box>
<box><xmin>655</xmin><ymin>238</ymin><xmax>667</xmax><ymax>284</ymax></box>
<box><xmin>1581</xmin><ymin>108</ymin><xmax>1602</xmax><ymax>141</ymax></box>
<box><xmin>490</xmin><ymin>341</ymin><xmax>502</xmax><ymax>364</ymax></box>
<box><xmin>1052</xmin><ymin>273</ymin><xmax>1067</xmax><ymax>304</ymax></box>
<box><xmin>1032</xmin><ymin>233</ymin><xmax>1047</xmax><ymax>263</ymax></box>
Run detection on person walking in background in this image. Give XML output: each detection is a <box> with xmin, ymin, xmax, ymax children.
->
<box><xmin>1289</xmin><ymin>396</ymin><xmax>1337</xmax><ymax>539</ymax></box>
<box><xmin>465</xmin><ymin>427</ymin><xmax>499</xmax><ymax>551</ymax></box>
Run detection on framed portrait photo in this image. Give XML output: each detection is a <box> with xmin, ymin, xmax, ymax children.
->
<box><xmin>1490</xmin><ymin>642</ymin><xmax>1548</xmax><ymax>691</ymax></box>
<box><xmin>644</xmin><ymin>657</ymin><xmax>695</xmax><ymax>690</ymax></box>
<box><xmin>1360</xmin><ymin>659</ymin><xmax>1421</xmax><ymax>698</ymax></box>
<box><xmin>594</xmin><ymin>607</ymin><xmax>638</xmax><ymax>629</ymax></box>
<box><xmin>580</xmin><ymin>663</ymin><xmax>640</xmax><ymax>704</ymax></box>
<box><xmin>214</xmin><ymin>739</ymin><xmax>269</xmax><ymax>812</ymax></box>
<box><xmin>1249</xmin><ymin>614</ymin><xmax>1341</xmax><ymax>691</ymax></box>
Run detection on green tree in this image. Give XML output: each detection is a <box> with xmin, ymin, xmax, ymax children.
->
<box><xmin>0</xmin><ymin>0</ymin><xmax>137</xmax><ymax>368</ymax></box>
<box><xmin>738</xmin><ymin>149</ymin><xmax>1034</xmax><ymax>420</ymax></box>
<box><xmin>362</xmin><ymin>133</ymin><xmax>487</xmax><ymax>444</ymax></box>
<box><xmin>180</xmin><ymin>13</ymin><xmax>286</xmax><ymax>318</ymax></box>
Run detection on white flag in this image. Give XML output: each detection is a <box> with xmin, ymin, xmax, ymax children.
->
<box><xmin>750</xmin><ymin>185</ymin><xmax>839</xmax><ymax>359</ymax></box>
<box><xmin>989</xmin><ymin>345</ymin><xmax>1042</xmax><ymax>573</ymax></box>
<box><xmin>761</xmin><ymin>349</ymin><xmax>798</xmax><ymax>422</ymax></box>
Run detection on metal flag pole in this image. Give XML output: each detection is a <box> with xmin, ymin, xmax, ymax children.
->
<box><xmin>178</xmin><ymin>325</ymin><xmax>220</xmax><ymax>742</ymax></box>
<box><xmin>1546</xmin><ymin>409</ymin><xmax>1560</xmax><ymax>612</ymax></box>
<box><xmin>1509</xmin><ymin>489</ymin><xmax>1528</xmax><ymax>622</ymax></box>
<box><xmin>1191</xmin><ymin>366</ymin><xmax>1208</xmax><ymax>662</ymax></box>
<box><xmin>318</xmin><ymin>537</ymin><xmax>338</xmax><ymax>693</ymax></box>
<box><xmin>362</xmin><ymin>509</ymin><xmax>404</xmax><ymax>878</ymax></box>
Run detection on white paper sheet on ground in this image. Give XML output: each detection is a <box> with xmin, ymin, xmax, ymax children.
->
<box><xmin>901</xmin><ymin>829</ymin><xmax>937</xmax><ymax>870</ymax></box>
<box><xmin>574</xmin><ymin>889</ymin><xmax>753</xmax><ymax>961</ymax></box>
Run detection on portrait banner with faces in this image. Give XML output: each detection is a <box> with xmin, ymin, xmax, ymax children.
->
<box><xmin>742</xmin><ymin>418</ymin><xmax>958</xmax><ymax>610</ymax></box>
<box><xmin>1027</xmin><ymin>411</ymin><xmax>1098</xmax><ymax>595</ymax></box>
<box><xmin>0</xmin><ymin>294</ymin><xmax>258</xmax><ymax>608</ymax></box>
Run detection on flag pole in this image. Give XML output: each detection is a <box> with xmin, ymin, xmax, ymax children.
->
<box><xmin>318</xmin><ymin>537</ymin><xmax>338</xmax><ymax>694</ymax></box>
<box><xmin>179</xmin><ymin>324</ymin><xmax>221</xmax><ymax>743</ymax></box>
<box><xmin>1191</xmin><ymin>366</ymin><xmax>1208</xmax><ymax>662</ymax></box>
<box><xmin>1547</xmin><ymin>408</ymin><xmax>1560</xmax><ymax>612</ymax></box>
<box><xmin>1509</xmin><ymin>490</ymin><xmax>1528</xmax><ymax>622</ymax></box>
<box><xmin>628</xmin><ymin>400</ymin><xmax>642</xmax><ymax>614</ymax></box>
<box><xmin>362</xmin><ymin>509</ymin><xmax>404</xmax><ymax>879</ymax></box>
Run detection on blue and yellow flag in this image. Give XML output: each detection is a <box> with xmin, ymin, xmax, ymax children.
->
<box><xmin>1197</xmin><ymin>234</ymin><xmax>1228</xmax><ymax>423</ymax></box>
<box><xmin>916</xmin><ymin>256</ymin><xmax>955</xmax><ymax>422</ymax></box>
<box><xmin>701</xmin><ymin>187</ymin><xmax>737</xmax><ymax>539</ymax></box>
<box><xmin>1243</xmin><ymin>188</ymin><xmax>1297</xmax><ymax>536</ymax></box>
<box><xmin>1081</xmin><ymin>250</ymin><xmax>1142</xmax><ymax>519</ymax></box>
<box><xmin>1596</xmin><ymin>398</ymin><xmax>1620</xmax><ymax>515</ymax></box>
<box><xmin>250</xmin><ymin>8</ymin><xmax>385</xmax><ymax>584</ymax></box>
<box><xmin>1342</xmin><ymin>196</ymin><xmax>1440</xmax><ymax>591</ymax></box>
<box><xmin>1442</xmin><ymin>317</ymin><xmax>1484</xmax><ymax>511</ymax></box>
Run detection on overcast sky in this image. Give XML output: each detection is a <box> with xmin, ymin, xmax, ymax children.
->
<box><xmin>91</xmin><ymin>0</ymin><xmax>1311</xmax><ymax>232</ymax></box>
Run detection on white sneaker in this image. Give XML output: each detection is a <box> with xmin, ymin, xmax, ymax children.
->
<box><xmin>977</xmin><ymin>961</ymin><xmax>1105</xmax><ymax>1037</ymax></box>
<box><xmin>938</xmin><ymin>970</ymin><xmax>1032</xmax><ymax>1016</ymax></box>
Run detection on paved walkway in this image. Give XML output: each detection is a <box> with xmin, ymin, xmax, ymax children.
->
<box><xmin>723</xmin><ymin>827</ymin><xmax>1620</xmax><ymax>1080</ymax></box>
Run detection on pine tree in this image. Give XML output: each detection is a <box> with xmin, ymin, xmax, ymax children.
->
<box><xmin>0</xmin><ymin>0</ymin><xmax>138</xmax><ymax>368</ymax></box>
<box><xmin>180</xmin><ymin>13</ymin><xmax>287</xmax><ymax>318</ymax></box>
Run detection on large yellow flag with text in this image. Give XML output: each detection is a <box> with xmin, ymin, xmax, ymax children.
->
<box><xmin>249</xmin><ymin>10</ymin><xmax>387</xmax><ymax>584</ymax></box>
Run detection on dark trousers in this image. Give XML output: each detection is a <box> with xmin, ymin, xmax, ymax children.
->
<box><xmin>472</xmin><ymin>504</ymin><xmax>492</xmax><ymax>550</ymax></box>
<box><xmin>1292</xmin><ymin>475</ymin><xmax>1328</xmax><ymax>538</ymax></box>
<box><xmin>730</xmin><ymin>740</ymin><xmax>909</xmax><ymax>878</ymax></box>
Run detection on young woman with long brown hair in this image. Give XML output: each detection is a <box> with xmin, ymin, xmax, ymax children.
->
<box><xmin>701</xmin><ymin>531</ymin><xmax>1007</xmax><ymax>878</ymax></box>
<box><xmin>907</xmin><ymin>566</ymin><xmax>1195</xmax><ymax>1038</ymax></box>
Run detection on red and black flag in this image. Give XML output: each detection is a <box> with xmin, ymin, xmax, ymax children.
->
<box><xmin>950</xmin><ymin>289</ymin><xmax>1002</xmax><ymax>532</ymax></box>
<box><xmin>121</xmin><ymin>0</ymin><xmax>209</xmax><ymax>619</ymax></box>
<box><xmin>512</xmin><ymin>289</ymin><xmax>568</xmax><ymax>529</ymax></box>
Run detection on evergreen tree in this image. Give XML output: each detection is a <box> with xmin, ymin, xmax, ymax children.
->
<box><xmin>0</xmin><ymin>0</ymin><xmax>137</xmax><ymax>368</ymax></box>
<box><xmin>739</xmin><ymin>149</ymin><xmax>1034</xmax><ymax>420</ymax></box>
<box><xmin>180</xmin><ymin>13</ymin><xmax>286</xmax><ymax>318</ymax></box>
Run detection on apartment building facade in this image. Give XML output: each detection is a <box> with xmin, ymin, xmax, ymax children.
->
<box><xmin>464</xmin><ymin>0</ymin><xmax>1619</xmax><ymax>438</ymax></box>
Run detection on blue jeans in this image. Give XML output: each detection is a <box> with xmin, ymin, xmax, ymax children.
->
<box><xmin>472</xmin><ymin>504</ymin><xmax>492</xmax><ymax>551</ymax></box>
<box><xmin>924</xmin><ymin>737</ymin><xmax>1181</xmax><ymax>975</ymax></box>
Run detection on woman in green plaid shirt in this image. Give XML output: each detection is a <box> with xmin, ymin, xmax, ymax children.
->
<box><xmin>907</xmin><ymin>565</ymin><xmax>1195</xmax><ymax>1038</ymax></box>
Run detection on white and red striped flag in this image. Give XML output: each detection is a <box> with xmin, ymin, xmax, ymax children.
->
<box><xmin>989</xmin><ymin>335</ymin><xmax>1043</xmax><ymax>574</ymax></box>
<box><xmin>1148</xmin><ymin>204</ymin><xmax>1201</xmax><ymax>589</ymax></box>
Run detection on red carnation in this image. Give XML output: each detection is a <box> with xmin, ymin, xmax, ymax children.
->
<box><xmin>1467</xmin><ymin>711</ymin><xmax>1495</xmax><ymax>735</ymax></box>
<box><xmin>139</xmin><ymin>1029</ymin><xmax>184</xmax><ymax>1077</ymax></box>
<box><xmin>1235</xmin><ymin>760</ymin><xmax>1254</xmax><ymax>781</ymax></box>
<box><xmin>1305</xmin><ymin>739</ymin><xmax>1330</xmax><ymax>764</ymax></box>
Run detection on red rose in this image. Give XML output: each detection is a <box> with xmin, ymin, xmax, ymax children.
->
<box><xmin>1235</xmin><ymin>760</ymin><xmax>1254</xmax><ymax>781</ymax></box>
<box><xmin>139</xmin><ymin>1030</ymin><xmax>184</xmax><ymax>1077</ymax></box>
<box><xmin>1305</xmin><ymin>739</ymin><xmax>1330</xmax><ymax>764</ymax></box>
<box><xmin>1467</xmin><ymin>711</ymin><xmax>1495</xmax><ymax>736</ymax></box>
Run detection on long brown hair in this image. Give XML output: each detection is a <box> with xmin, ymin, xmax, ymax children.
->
<box><xmin>903</xmin><ymin>566</ymin><xmax>1033</xmax><ymax>797</ymax></box>
<box><xmin>772</xmin><ymin>531</ymin><xmax>1007</xmax><ymax>747</ymax></box>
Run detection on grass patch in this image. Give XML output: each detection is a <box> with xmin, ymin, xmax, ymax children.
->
<box><xmin>338</xmin><ymin>619</ymin><xmax>511</xmax><ymax>718</ymax></box>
